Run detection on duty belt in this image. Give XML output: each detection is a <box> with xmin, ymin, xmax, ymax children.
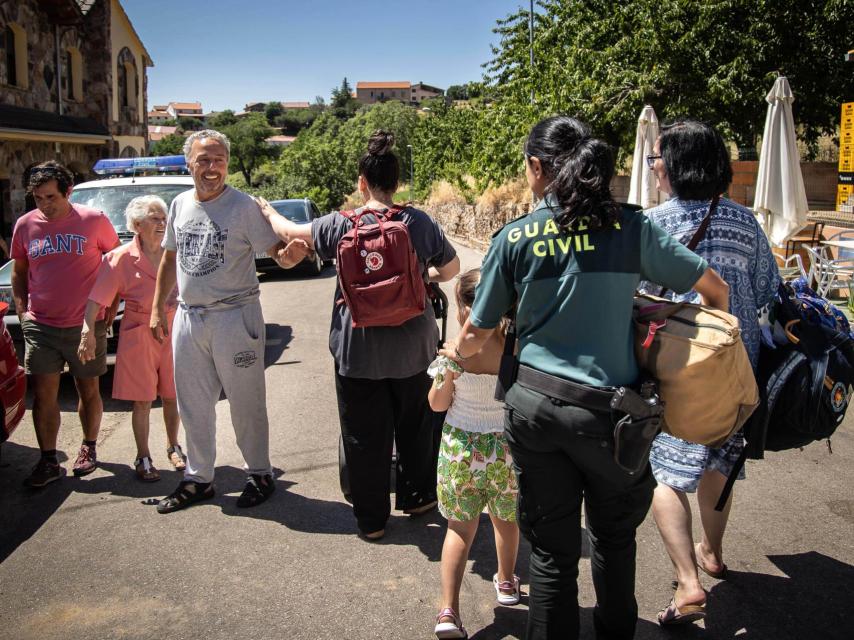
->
<box><xmin>516</xmin><ymin>365</ymin><xmax>615</xmax><ymax>413</ymax></box>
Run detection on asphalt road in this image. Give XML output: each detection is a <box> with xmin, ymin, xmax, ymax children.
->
<box><xmin>1</xmin><ymin>240</ymin><xmax>852</xmax><ymax>640</ymax></box>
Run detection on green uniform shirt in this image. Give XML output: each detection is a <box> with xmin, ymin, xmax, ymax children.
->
<box><xmin>470</xmin><ymin>197</ymin><xmax>708</xmax><ymax>387</ymax></box>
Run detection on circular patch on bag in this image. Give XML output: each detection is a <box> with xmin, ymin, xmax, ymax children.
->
<box><xmin>830</xmin><ymin>381</ymin><xmax>848</xmax><ymax>412</ymax></box>
<box><xmin>365</xmin><ymin>251</ymin><xmax>383</xmax><ymax>271</ymax></box>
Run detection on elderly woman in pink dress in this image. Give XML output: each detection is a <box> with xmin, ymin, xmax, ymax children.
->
<box><xmin>78</xmin><ymin>195</ymin><xmax>183</xmax><ymax>482</ymax></box>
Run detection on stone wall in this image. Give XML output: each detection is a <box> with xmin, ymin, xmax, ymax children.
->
<box><xmin>426</xmin><ymin>164</ymin><xmax>840</xmax><ymax>247</ymax></box>
<box><xmin>0</xmin><ymin>140</ymin><xmax>104</xmax><ymax>234</ymax></box>
<box><xmin>0</xmin><ymin>0</ymin><xmax>150</xmax><ymax>229</ymax></box>
<box><xmin>728</xmin><ymin>160</ymin><xmax>837</xmax><ymax>210</ymax></box>
<box><xmin>0</xmin><ymin>0</ymin><xmax>110</xmax><ymax>126</ymax></box>
<box><xmin>428</xmin><ymin>200</ymin><xmax>533</xmax><ymax>249</ymax></box>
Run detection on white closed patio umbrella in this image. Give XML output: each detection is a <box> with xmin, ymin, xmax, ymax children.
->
<box><xmin>628</xmin><ymin>105</ymin><xmax>664</xmax><ymax>209</ymax></box>
<box><xmin>753</xmin><ymin>76</ymin><xmax>809</xmax><ymax>247</ymax></box>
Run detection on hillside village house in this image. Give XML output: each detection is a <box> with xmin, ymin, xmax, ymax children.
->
<box><xmin>165</xmin><ymin>101</ymin><xmax>202</xmax><ymax>120</ymax></box>
<box><xmin>356</xmin><ymin>81</ymin><xmax>411</xmax><ymax>104</ymax></box>
<box><xmin>237</xmin><ymin>101</ymin><xmax>310</xmax><ymax>118</ymax></box>
<box><xmin>411</xmin><ymin>82</ymin><xmax>443</xmax><ymax>104</ymax></box>
<box><xmin>356</xmin><ymin>81</ymin><xmax>444</xmax><ymax>105</ymax></box>
<box><xmin>0</xmin><ymin>0</ymin><xmax>151</xmax><ymax>237</ymax></box>
<box><xmin>147</xmin><ymin>124</ymin><xmax>178</xmax><ymax>151</ymax></box>
<box><xmin>148</xmin><ymin>105</ymin><xmax>169</xmax><ymax>124</ymax></box>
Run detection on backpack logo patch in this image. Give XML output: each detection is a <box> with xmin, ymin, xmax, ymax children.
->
<box><xmin>365</xmin><ymin>251</ymin><xmax>383</xmax><ymax>271</ymax></box>
<box><xmin>829</xmin><ymin>380</ymin><xmax>849</xmax><ymax>412</ymax></box>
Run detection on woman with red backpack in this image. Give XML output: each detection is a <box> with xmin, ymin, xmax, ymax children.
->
<box><xmin>257</xmin><ymin>130</ymin><xmax>460</xmax><ymax>540</ymax></box>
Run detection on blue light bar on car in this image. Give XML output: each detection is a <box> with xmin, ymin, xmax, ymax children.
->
<box><xmin>93</xmin><ymin>155</ymin><xmax>187</xmax><ymax>175</ymax></box>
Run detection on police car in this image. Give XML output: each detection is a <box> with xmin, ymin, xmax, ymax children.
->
<box><xmin>0</xmin><ymin>155</ymin><xmax>193</xmax><ymax>364</ymax></box>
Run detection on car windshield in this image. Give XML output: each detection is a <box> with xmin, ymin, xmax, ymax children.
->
<box><xmin>69</xmin><ymin>184</ymin><xmax>191</xmax><ymax>235</ymax></box>
<box><xmin>272</xmin><ymin>201</ymin><xmax>310</xmax><ymax>222</ymax></box>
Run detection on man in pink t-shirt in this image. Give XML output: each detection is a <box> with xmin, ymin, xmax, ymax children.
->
<box><xmin>11</xmin><ymin>162</ymin><xmax>119</xmax><ymax>488</ymax></box>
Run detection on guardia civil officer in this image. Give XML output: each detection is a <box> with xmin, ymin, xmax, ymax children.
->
<box><xmin>442</xmin><ymin>116</ymin><xmax>730</xmax><ymax>640</ymax></box>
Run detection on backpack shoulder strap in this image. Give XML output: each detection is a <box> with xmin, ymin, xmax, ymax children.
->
<box><xmin>808</xmin><ymin>351</ymin><xmax>831</xmax><ymax>433</ymax></box>
<box><xmin>685</xmin><ymin>194</ymin><xmax>720</xmax><ymax>251</ymax></box>
<box><xmin>378</xmin><ymin>205</ymin><xmax>406</xmax><ymax>221</ymax></box>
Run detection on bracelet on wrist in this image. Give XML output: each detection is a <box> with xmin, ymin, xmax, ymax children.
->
<box><xmin>454</xmin><ymin>346</ymin><xmax>470</xmax><ymax>361</ymax></box>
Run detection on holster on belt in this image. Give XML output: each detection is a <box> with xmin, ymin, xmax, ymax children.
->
<box><xmin>494</xmin><ymin>319</ymin><xmax>519</xmax><ymax>402</ymax></box>
<box><xmin>515</xmin><ymin>365</ymin><xmax>664</xmax><ymax>475</ymax></box>
<box><xmin>610</xmin><ymin>381</ymin><xmax>663</xmax><ymax>475</ymax></box>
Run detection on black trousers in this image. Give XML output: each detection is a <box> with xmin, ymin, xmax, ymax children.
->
<box><xmin>504</xmin><ymin>383</ymin><xmax>655</xmax><ymax>640</ymax></box>
<box><xmin>335</xmin><ymin>368</ymin><xmax>437</xmax><ymax>534</ymax></box>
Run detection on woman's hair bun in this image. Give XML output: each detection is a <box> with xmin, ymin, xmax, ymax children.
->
<box><xmin>367</xmin><ymin>130</ymin><xmax>395</xmax><ymax>155</ymax></box>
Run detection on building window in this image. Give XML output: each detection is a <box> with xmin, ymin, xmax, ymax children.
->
<box><xmin>63</xmin><ymin>47</ymin><xmax>83</xmax><ymax>101</ymax></box>
<box><xmin>118</xmin><ymin>62</ymin><xmax>128</xmax><ymax>107</ymax></box>
<box><xmin>117</xmin><ymin>47</ymin><xmax>138</xmax><ymax>113</ymax></box>
<box><xmin>3</xmin><ymin>22</ymin><xmax>27</xmax><ymax>89</ymax></box>
<box><xmin>3</xmin><ymin>25</ymin><xmax>15</xmax><ymax>86</ymax></box>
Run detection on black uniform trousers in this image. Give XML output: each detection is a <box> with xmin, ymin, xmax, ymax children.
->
<box><xmin>335</xmin><ymin>368</ymin><xmax>437</xmax><ymax>534</ymax></box>
<box><xmin>504</xmin><ymin>382</ymin><xmax>655</xmax><ymax>640</ymax></box>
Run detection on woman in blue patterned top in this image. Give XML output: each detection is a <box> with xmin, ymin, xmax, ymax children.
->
<box><xmin>641</xmin><ymin>120</ymin><xmax>779</xmax><ymax>626</ymax></box>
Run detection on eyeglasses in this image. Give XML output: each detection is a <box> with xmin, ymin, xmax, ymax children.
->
<box><xmin>645</xmin><ymin>154</ymin><xmax>662</xmax><ymax>169</ymax></box>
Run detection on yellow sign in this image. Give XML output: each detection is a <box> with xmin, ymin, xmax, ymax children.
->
<box><xmin>837</xmin><ymin>184</ymin><xmax>854</xmax><ymax>209</ymax></box>
<box><xmin>839</xmin><ymin>145</ymin><xmax>854</xmax><ymax>172</ymax></box>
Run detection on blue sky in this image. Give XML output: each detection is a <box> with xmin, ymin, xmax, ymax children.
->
<box><xmin>122</xmin><ymin>0</ymin><xmax>528</xmax><ymax>113</ymax></box>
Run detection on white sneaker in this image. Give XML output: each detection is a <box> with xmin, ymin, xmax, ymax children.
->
<box><xmin>493</xmin><ymin>574</ymin><xmax>521</xmax><ymax>606</ymax></box>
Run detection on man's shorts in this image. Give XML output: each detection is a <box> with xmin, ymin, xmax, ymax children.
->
<box><xmin>437</xmin><ymin>423</ymin><xmax>518</xmax><ymax>522</ymax></box>
<box><xmin>649</xmin><ymin>430</ymin><xmax>746</xmax><ymax>493</ymax></box>
<box><xmin>22</xmin><ymin>318</ymin><xmax>107</xmax><ymax>378</ymax></box>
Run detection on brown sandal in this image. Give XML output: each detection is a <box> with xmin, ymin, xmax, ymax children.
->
<box><xmin>167</xmin><ymin>445</ymin><xmax>187</xmax><ymax>471</ymax></box>
<box><xmin>134</xmin><ymin>456</ymin><xmax>161</xmax><ymax>482</ymax></box>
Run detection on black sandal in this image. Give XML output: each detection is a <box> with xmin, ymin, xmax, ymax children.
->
<box><xmin>156</xmin><ymin>480</ymin><xmax>215</xmax><ymax>514</ymax></box>
<box><xmin>236</xmin><ymin>474</ymin><xmax>275</xmax><ymax>508</ymax></box>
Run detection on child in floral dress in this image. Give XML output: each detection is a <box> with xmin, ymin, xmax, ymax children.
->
<box><xmin>428</xmin><ymin>268</ymin><xmax>520</xmax><ymax>640</ymax></box>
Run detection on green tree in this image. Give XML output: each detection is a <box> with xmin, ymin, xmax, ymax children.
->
<box><xmin>272</xmin><ymin>102</ymin><xmax>420</xmax><ymax>211</ymax></box>
<box><xmin>221</xmin><ymin>112</ymin><xmax>277</xmax><ymax>186</ymax></box>
<box><xmin>264</xmin><ymin>101</ymin><xmax>284</xmax><ymax>126</ymax></box>
<box><xmin>207</xmin><ymin>110</ymin><xmax>238</xmax><ymax>129</ymax></box>
<box><xmin>485</xmin><ymin>0</ymin><xmax>854</xmax><ymax>159</ymax></box>
<box><xmin>330</xmin><ymin>77</ymin><xmax>359</xmax><ymax>119</ymax></box>
<box><xmin>275</xmin><ymin>108</ymin><xmax>319</xmax><ymax>135</ymax></box>
<box><xmin>151</xmin><ymin>133</ymin><xmax>186</xmax><ymax>157</ymax></box>
<box><xmin>446</xmin><ymin>85</ymin><xmax>468</xmax><ymax>101</ymax></box>
<box><xmin>177</xmin><ymin>116</ymin><xmax>205</xmax><ymax>132</ymax></box>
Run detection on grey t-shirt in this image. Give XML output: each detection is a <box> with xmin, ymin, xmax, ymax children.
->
<box><xmin>163</xmin><ymin>186</ymin><xmax>278</xmax><ymax>307</ymax></box>
<box><xmin>312</xmin><ymin>206</ymin><xmax>457</xmax><ymax>380</ymax></box>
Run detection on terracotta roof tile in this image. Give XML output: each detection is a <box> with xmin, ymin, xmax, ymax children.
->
<box><xmin>356</xmin><ymin>81</ymin><xmax>411</xmax><ymax>90</ymax></box>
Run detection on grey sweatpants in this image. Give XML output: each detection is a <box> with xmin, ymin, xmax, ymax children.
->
<box><xmin>172</xmin><ymin>299</ymin><xmax>271</xmax><ymax>484</ymax></box>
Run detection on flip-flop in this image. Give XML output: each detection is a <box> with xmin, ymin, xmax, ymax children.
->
<box><xmin>657</xmin><ymin>597</ymin><xmax>706</xmax><ymax>626</ymax></box>
<box><xmin>695</xmin><ymin>543</ymin><xmax>728</xmax><ymax>579</ymax></box>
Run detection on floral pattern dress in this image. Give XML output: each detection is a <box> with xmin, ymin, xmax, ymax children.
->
<box><xmin>431</xmin><ymin>370</ymin><xmax>518</xmax><ymax>522</ymax></box>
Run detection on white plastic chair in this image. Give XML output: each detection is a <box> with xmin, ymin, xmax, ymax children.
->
<box><xmin>825</xmin><ymin>230</ymin><xmax>854</xmax><ymax>260</ymax></box>
<box><xmin>773</xmin><ymin>253</ymin><xmax>807</xmax><ymax>282</ymax></box>
<box><xmin>803</xmin><ymin>245</ymin><xmax>854</xmax><ymax>298</ymax></box>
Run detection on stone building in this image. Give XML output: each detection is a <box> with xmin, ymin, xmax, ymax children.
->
<box><xmin>165</xmin><ymin>101</ymin><xmax>202</xmax><ymax>119</ymax></box>
<box><xmin>356</xmin><ymin>81</ymin><xmax>412</xmax><ymax>105</ymax></box>
<box><xmin>355</xmin><ymin>81</ymin><xmax>444</xmax><ymax>106</ymax></box>
<box><xmin>0</xmin><ymin>0</ymin><xmax>152</xmax><ymax>237</ymax></box>
<box><xmin>411</xmin><ymin>82</ymin><xmax>444</xmax><ymax>104</ymax></box>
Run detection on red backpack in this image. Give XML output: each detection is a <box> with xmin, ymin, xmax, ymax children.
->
<box><xmin>336</xmin><ymin>206</ymin><xmax>426</xmax><ymax>328</ymax></box>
